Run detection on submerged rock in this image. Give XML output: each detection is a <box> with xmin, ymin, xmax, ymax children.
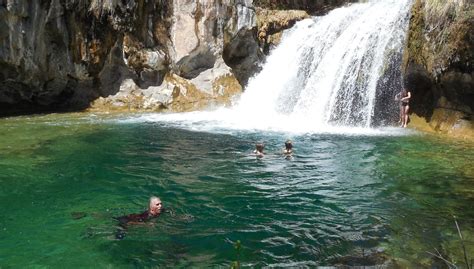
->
<box><xmin>71</xmin><ymin>212</ymin><xmax>87</xmax><ymax>220</ymax></box>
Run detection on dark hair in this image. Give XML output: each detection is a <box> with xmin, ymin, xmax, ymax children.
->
<box><xmin>285</xmin><ymin>140</ymin><xmax>293</xmax><ymax>150</ymax></box>
<box><xmin>256</xmin><ymin>143</ymin><xmax>264</xmax><ymax>152</ymax></box>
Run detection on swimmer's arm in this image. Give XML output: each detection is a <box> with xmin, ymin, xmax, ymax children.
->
<box><xmin>400</xmin><ymin>92</ymin><xmax>411</xmax><ymax>101</ymax></box>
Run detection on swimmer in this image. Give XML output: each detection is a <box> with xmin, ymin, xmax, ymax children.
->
<box><xmin>114</xmin><ymin>196</ymin><xmax>164</xmax><ymax>239</ymax></box>
<box><xmin>253</xmin><ymin>143</ymin><xmax>264</xmax><ymax>158</ymax></box>
<box><xmin>283</xmin><ymin>140</ymin><xmax>293</xmax><ymax>155</ymax></box>
<box><xmin>115</xmin><ymin>196</ymin><xmax>163</xmax><ymax>225</ymax></box>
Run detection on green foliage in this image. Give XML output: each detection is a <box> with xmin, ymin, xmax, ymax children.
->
<box><xmin>404</xmin><ymin>0</ymin><xmax>426</xmax><ymax>68</ymax></box>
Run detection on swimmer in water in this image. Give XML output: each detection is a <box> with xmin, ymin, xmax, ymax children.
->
<box><xmin>253</xmin><ymin>143</ymin><xmax>264</xmax><ymax>158</ymax></box>
<box><xmin>114</xmin><ymin>196</ymin><xmax>164</xmax><ymax>239</ymax></box>
<box><xmin>283</xmin><ymin>140</ymin><xmax>293</xmax><ymax>156</ymax></box>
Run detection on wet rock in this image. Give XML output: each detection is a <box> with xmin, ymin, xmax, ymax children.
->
<box><xmin>222</xmin><ymin>0</ymin><xmax>263</xmax><ymax>86</ymax></box>
<box><xmin>256</xmin><ymin>8</ymin><xmax>310</xmax><ymax>54</ymax></box>
<box><xmin>0</xmin><ymin>0</ymin><xmax>373</xmax><ymax>117</ymax></box>
<box><xmin>253</xmin><ymin>0</ymin><xmax>355</xmax><ymax>15</ymax></box>
<box><xmin>403</xmin><ymin>0</ymin><xmax>474</xmax><ymax>138</ymax></box>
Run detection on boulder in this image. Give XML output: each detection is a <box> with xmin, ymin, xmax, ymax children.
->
<box><xmin>89</xmin><ymin>57</ymin><xmax>242</xmax><ymax>113</ymax></box>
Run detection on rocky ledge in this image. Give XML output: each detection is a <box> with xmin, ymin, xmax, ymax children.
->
<box><xmin>403</xmin><ymin>0</ymin><xmax>473</xmax><ymax>139</ymax></box>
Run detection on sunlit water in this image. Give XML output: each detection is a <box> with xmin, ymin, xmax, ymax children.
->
<box><xmin>1</xmin><ymin>113</ymin><xmax>473</xmax><ymax>267</ymax></box>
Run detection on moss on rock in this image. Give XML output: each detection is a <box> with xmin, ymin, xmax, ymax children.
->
<box><xmin>403</xmin><ymin>0</ymin><xmax>474</xmax><ymax>139</ymax></box>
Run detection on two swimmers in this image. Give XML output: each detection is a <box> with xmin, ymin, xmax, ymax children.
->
<box><xmin>253</xmin><ymin>140</ymin><xmax>293</xmax><ymax>158</ymax></box>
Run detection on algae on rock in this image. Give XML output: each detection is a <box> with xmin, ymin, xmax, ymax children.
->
<box><xmin>403</xmin><ymin>0</ymin><xmax>473</xmax><ymax>138</ymax></box>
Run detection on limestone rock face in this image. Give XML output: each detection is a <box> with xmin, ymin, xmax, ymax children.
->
<box><xmin>253</xmin><ymin>0</ymin><xmax>355</xmax><ymax>14</ymax></box>
<box><xmin>256</xmin><ymin>9</ymin><xmax>310</xmax><ymax>54</ymax></box>
<box><xmin>0</xmin><ymin>0</ymin><xmax>365</xmax><ymax>116</ymax></box>
<box><xmin>222</xmin><ymin>0</ymin><xmax>263</xmax><ymax>86</ymax></box>
<box><xmin>403</xmin><ymin>0</ymin><xmax>473</xmax><ymax>137</ymax></box>
<box><xmin>90</xmin><ymin>58</ymin><xmax>242</xmax><ymax>113</ymax></box>
<box><xmin>0</xmin><ymin>0</ymin><xmax>258</xmax><ymax>115</ymax></box>
<box><xmin>92</xmin><ymin>0</ymin><xmax>257</xmax><ymax>112</ymax></box>
<box><xmin>253</xmin><ymin>0</ymin><xmax>355</xmax><ymax>55</ymax></box>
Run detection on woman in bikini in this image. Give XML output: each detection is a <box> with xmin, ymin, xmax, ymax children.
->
<box><xmin>400</xmin><ymin>89</ymin><xmax>411</xmax><ymax>128</ymax></box>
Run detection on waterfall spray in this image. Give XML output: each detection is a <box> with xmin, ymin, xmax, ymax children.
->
<box><xmin>234</xmin><ymin>0</ymin><xmax>412</xmax><ymax>129</ymax></box>
<box><xmin>131</xmin><ymin>0</ymin><xmax>413</xmax><ymax>135</ymax></box>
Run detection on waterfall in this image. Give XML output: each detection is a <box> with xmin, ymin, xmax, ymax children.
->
<box><xmin>234</xmin><ymin>0</ymin><xmax>412</xmax><ymax>129</ymax></box>
<box><xmin>128</xmin><ymin>0</ymin><xmax>413</xmax><ymax>135</ymax></box>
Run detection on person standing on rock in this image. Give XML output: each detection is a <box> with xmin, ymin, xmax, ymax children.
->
<box><xmin>400</xmin><ymin>89</ymin><xmax>411</xmax><ymax>128</ymax></box>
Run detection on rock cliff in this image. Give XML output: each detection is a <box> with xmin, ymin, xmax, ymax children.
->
<box><xmin>403</xmin><ymin>0</ymin><xmax>473</xmax><ymax>138</ymax></box>
<box><xmin>8</xmin><ymin>0</ymin><xmax>469</xmax><ymax>139</ymax></box>
<box><xmin>0</xmin><ymin>0</ymin><xmax>260</xmax><ymax>115</ymax></box>
<box><xmin>0</xmin><ymin>0</ymin><xmax>359</xmax><ymax>116</ymax></box>
<box><xmin>254</xmin><ymin>0</ymin><xmax>355</xmax><ymax>53</ymax></box>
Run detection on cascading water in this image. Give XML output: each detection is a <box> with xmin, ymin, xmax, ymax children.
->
<box><xmin>128</xmin><ymin>0</ymin><xmax>413</xmax><ymax>135</ymax></box>
<box><xmin>234</xmin><ymin>0</ymin><xmax>412</xmax><ymax>129</ymax></box>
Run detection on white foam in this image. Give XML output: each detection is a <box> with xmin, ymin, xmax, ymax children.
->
<box><xmin>115</xmin><ymin>110</ymin><xmax>418</xmax><ymax>137</ymax></box>
<box><xmin>114</xmin><ymin>0</ymin><xmax>414</xmax><ymax>137</ymax></box>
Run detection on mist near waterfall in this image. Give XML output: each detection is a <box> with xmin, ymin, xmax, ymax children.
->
<box><xmin>124</xmin><ymin>0</ymin><xmax>413</xmax><ymax>135</ymax></box>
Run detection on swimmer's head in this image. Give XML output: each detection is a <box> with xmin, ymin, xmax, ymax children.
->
<box><xmin>285</xmin><ymin>140</ymin><xmax>293</xmax><ymax>150</ymax></box>
<box><xmin>149</xmin><ymin>196</ymin><xmax>162</xmax><ymax>215</ymax></box>
<box><xmin>255</xmin><ymin>143</ymin><xmax>264</xmax><ymax>153</ymax></box>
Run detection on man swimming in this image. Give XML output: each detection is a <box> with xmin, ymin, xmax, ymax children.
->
<box><xmin>283</xmin><ymin>140</ymin><xmax>293</xmax><ymax>155</ymax></box>
<box><xmin>253</xmin><ymin>143</ymin><xmax>265</xmax><ymax>158</ymax></box>
<box><xmin>115</xmin><ymin>196</ymin><xmax>163</xmax><ymax>225</ymax></box>
<box><xmin>114</xmin><ymin>196</ymin><xmax>163</xmax><ymax>239</ymax></box>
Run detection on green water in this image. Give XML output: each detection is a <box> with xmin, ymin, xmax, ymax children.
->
<box><xmin>0</xmin><ymin>113</ymin><xmax>473</xmax><ymax>268</ymax></box>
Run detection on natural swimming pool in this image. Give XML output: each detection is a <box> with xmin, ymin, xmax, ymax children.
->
<box><xmin>0</xmin><ymin>113</ymin><xmax>473</xmax><ymax>267</ymax></box>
